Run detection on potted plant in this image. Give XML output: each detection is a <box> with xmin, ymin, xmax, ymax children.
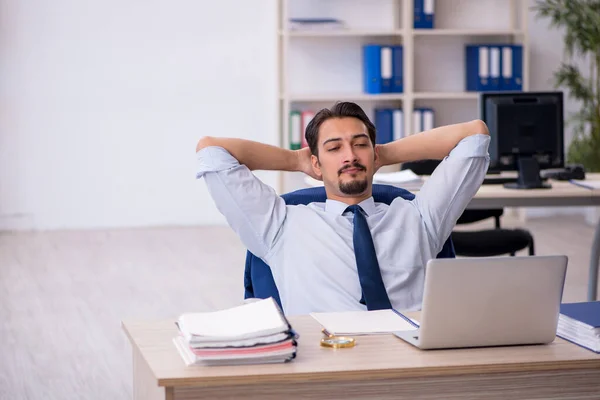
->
<box><xmin>532</xmin><ymin>0</ymin><xmax>600</xmax><ymax>172</ymax></box>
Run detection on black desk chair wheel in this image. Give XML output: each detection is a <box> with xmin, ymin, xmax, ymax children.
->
<box><xmin>401</xmin><ymin>160</ymin><xmax>535</xmax><ymax>257</ymax></box>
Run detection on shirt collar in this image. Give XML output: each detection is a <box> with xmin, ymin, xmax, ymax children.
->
<box><xmin>325</xmin><ymin>197</ymin><xmax>377</xmax><ymax>217</ymax></box>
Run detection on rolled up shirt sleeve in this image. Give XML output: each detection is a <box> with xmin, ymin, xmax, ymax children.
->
<box><xmin>412</xmin><ymin>133</ymin><xmax>491</xmax><ymax>253</ymax></box>
<box><xmin>196</xmin><ymin>146</ymin><xmax>286</xmax><ymax>259</ymax></box>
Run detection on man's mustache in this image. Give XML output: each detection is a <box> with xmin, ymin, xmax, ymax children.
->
<box><xmin>338</xmin><ymin>162</ymin><xmax>366</xmax><ymax>175</ymax></box>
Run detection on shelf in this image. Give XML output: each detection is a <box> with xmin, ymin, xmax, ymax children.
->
<box><xmin>413</xmin><ymin>29</ymin><xmax>524</xmax><ymax>37</ymax></box>
<box><xmin>413</xmin><ymin>92</ymin><xmax>479</xmax><ymax>100</ymax></box>
<box><xmin>281</xmin><ymin>29</ymin><xmax>403</xmax><ymax>37</ymax></box>
<box><xmin>284</xmin><ymin>93</ymin><xmax>404</xmax><ymax>102</ymax></box>
<box><xmin>278</xmin><ymin>0</ymin><xmax>530</xmax><ymax>193</ymax></box>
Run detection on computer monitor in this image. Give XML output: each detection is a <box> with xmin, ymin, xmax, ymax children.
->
<box><xmin>479</xmin><ymin>91</ymin><xmax>564</xmax><ymax>189</ymax></box>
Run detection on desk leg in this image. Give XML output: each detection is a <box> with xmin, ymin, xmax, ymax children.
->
<box><xmin>588</xmin><ymin>218</ymin><xmax>600</xmax><ymax>301</ymax></box>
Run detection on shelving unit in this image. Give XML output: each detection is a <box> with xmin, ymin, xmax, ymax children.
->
<box><xmin>276</xmin><ymin>0</ymin><xmax>529</xmax><ymax>194</ymax></box>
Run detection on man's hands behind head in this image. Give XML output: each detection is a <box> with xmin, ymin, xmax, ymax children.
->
<box><xmin>296</xmin><ymin>147</ymin><xmax>321</xmax><ymax>181</ymax></box>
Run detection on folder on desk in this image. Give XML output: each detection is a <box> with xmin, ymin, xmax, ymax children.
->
<box><xmin>557</xmin><ymin>301</ymin><xmax>600</xmax><ymax>353</ymax></box>
<box><xmin>569</xmin><ymin>179</ymin><xmax>600</xmax><ymax>190</ymax></box>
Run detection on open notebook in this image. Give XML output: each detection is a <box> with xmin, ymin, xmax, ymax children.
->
<box><xmin>310</xmin><ymin>309</ymin><xmax>419</xmax><ymax>336</ymax></box>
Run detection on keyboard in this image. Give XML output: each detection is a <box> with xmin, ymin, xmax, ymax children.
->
<box><xmin>482</xmin><ymin>177</ymin><xmax>517</xmax><ymax>185</ymax></box>
<box><xmin>482</xmin><ymin>176</ymin><xmax>549</xmax><ymax>185</ymax></box>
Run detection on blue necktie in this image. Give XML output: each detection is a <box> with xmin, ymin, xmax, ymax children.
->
<box><xmin>345</xmin><ymin>205</ymin><xmax>392</xmax><ymax>310</ymax></box>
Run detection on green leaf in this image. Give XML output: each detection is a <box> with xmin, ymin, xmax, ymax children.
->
<box><xmin>533</xmin><ymin>0</ymin><xmax>600</xmax><ymax>172</ymax></box>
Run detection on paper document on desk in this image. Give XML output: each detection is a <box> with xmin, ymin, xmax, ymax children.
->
<box><xmin>304</xmin><ymin>176</ymin><xmax>324</xmax><ymax>187</ymax></box>
<box><xmin>373</xmin><ymin>170</ymin><xmax>423</xmax><ymax>188</ymax></box>
<box><xmin>570</xmin><ymin>179</ymin><xmax>600</xmax><ymax>190</ymax></box>
<box><xmin>310</xmin><ymin>309</ymin><xmax>419</xmax><ymax>336</ymax></box>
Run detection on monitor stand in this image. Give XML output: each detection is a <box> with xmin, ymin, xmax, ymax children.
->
<box><xmin>504</xmin><ymin>156</ymin><xmax>552</xmax><ymax>190</ymax></box>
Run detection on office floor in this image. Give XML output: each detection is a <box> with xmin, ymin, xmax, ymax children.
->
<box><xmin>0</xmin><ymin>215</ymin><xmax>597</xmax><ymax>400</ymax></box>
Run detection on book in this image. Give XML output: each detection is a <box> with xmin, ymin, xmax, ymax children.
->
<box><xmin>173</xmin><ymin>297</ymin><xmax>298</xmax><ymax>365</ymax></box>
<box><xmin>310</xmin><ymin>309</ymin><xmax>419</xmax><ymax>336</ymax></box>
<box><xmin>557</xmin><ymin>301</ymin><xmax>600</xmax><ymax>353</ymax></box>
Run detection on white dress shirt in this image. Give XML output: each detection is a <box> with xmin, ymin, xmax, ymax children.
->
<box><xmin>196</xmin><ymin>134</ymin><xmax>491</xmax><ymax>316</ymax></box>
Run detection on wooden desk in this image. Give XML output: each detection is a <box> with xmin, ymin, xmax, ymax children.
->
<box><xmin>465</xmin><ymin>178</ymin><xmax>597</xmax><ymax>209</ymax></box>
<box><xmin>123</xmin><ymin>313</ymin><xmax>600</xmax><ymax>400</ymax></box>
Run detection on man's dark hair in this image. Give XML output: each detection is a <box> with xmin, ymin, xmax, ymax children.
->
<box><xmin>305</xmin><ymin>102</ymin><xmax>377</xmax><ymax>157</ymax></box>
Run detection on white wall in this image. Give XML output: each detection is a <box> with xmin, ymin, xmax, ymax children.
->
<box><xmin>0</xmin><ymin>0</ymin><xmax>593</xmax><ymax>230</ymax></box>
<box><xmin>0</xmin><ymin>0</ymin><xmax>278</xmax><ymax>230</ymax></box>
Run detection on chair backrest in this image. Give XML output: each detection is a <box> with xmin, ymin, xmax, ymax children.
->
<box><xmin>243</xmin><ymin>183</ymin><xmax>456</xmax><ymax>310</ymax></box>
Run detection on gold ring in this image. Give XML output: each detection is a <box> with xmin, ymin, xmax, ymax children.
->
<box><xmin>320</xmin><ymin>336</ymin><xmax>356</xmax><ymax>348</ymax></box>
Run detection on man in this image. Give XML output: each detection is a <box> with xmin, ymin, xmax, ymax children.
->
<box><xmin>196</xmin><ymin>101</ymin><xmax>490</xmax><ymax>316</ymax></box>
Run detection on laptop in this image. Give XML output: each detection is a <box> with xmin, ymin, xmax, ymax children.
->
<box><xmin>394</xmin><ymin>255</ymin><xmax>568</xmax><ymax>350</ymax></box>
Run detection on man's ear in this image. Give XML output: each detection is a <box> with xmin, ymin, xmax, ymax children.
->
<box><xmin>374</xmin><ymin>144</ymin><xmax>382</xmax><ymax>171</ymax></box>
<box><xmin>311</xmin><ymin>154</ymin><xmax>323</xmax><ymax>179</ymax></box>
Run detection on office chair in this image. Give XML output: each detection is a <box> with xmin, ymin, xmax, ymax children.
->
<box><xmin>401</xmin><ymin>160</ymin><xmax>535</xmax><ymax>257</ymax></box>
<box><xmin>243</xmin><ymin>184</ymin><xmax>456</xmax><ymax>312</ymax></box>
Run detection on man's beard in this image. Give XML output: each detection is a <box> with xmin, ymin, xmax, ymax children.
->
<box><xmin>339</xmin><ymin>177</ymin><xmax>368</xmax><ymax>195</ymax></box>
<box><xmin>337</xmin><ymin>162</ymin><xmax>368</xmax><ymax>195</ymax></box>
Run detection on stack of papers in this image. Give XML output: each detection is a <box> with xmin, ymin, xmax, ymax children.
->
<box><xmin>173</xmin><ymin>298</ymin><xmax>298</xmax><ymax>366</ymax></box>
<box><xmin>310</xmin><ymin>309</ymin><xmax>418</xmax><ymax>336</ymax></box>
<box><xmin>373</xmin><ymin>170</ymin><xmax>424</xmax><ymax>190</ymax></box>
<box><xmin>304</xmin><ymin>175</ymin><xmax>324</xmax><ymax>187</ymax></box>
<box><xmin>557</xmin><ymin>301</ymin><xmax>600</xmax><ymax>353</ymax></box>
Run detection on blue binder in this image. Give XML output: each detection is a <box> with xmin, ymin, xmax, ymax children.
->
<box><xmin>381</xmin><ymin>46</ymin><xmax>393</xmax><ymax>93</ymax></box>
<box><xmin>560</xmin><ymin>302</ymin><xmax>600</xmax><ymax>328</ymax></box>
<box><xmin>392</xmin><ymin>45</ymin><xmax>403</xmax><ymax>93</ymax></box>
<box><xmin>375</xmin><ymin>109</ymin><xmax>394</xmax><ymax>144</ymax></box>
<box><xmin>413</xmin><ymin>0</ymin><xmax>423</xmax><ymax>28</ymax></box>
<box><xmin>499</xmin><ymin>44</ymin><xmax>523</xmax><ymax>91</ymax></box>
<box><xmin>465</xmin><ymin>45</ymin><xmax>490</xmax><ymax>91</ymax></box>
<box><xmin>489</xmin><ymin>45</ymin><xmax>501</xmax><ymax>91</ymax></box>
<box><xmin>510</xmin><ymin>44</ymin><xmax>523</xmax><ymax>90</ymax></box>
<box><xmin>363</xmin><ymin>45</ymin><xmax>382</xmax><ymax>94</ymax></box>
<box><xmin>557</xmin><ymin>301</ymin><xmax>600</xmax><ymax>353</ymax></box>
<box><xmin>414</xmin><ymin>0</ymin><xmax>434</xmax><ymax>29</ymax></box>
